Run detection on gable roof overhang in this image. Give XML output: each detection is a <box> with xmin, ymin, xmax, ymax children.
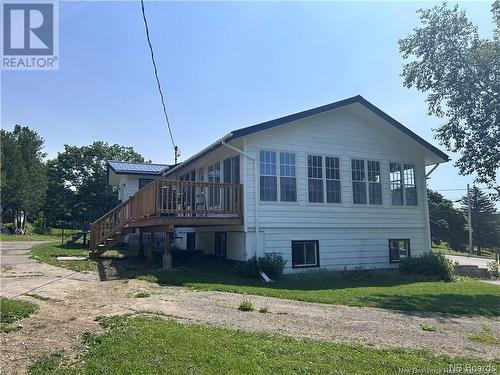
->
<box><xmin>165</xmin><ymin>95</ymin><xmax>449</xmax><ymax>176</ymax></box>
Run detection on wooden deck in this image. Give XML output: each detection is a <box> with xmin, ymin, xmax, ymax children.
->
<box><xmin>90</xmin><ymin>179</ymin><xmax>243</xmax><ymax>253</ymax></box>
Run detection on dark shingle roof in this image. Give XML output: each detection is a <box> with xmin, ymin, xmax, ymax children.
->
<box><xmin>107</xmin><ymin>160</ymin><xmax>170</xmax><ymax>175</ymax></box>
<box><xmin>165</xmin><ymin>95</ymin><xmax>449</xmax><ymax>176</ymax></box>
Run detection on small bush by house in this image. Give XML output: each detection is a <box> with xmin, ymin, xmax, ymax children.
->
<box><xmin>399</xmin><ymin>252</ymin><xmax>455</xmax><ymax>281</ymax></box>
<box><xmin>238</xmin><ymin>253</ymin><xmax>286</xmax><ymax>280</ymax></box>
<box><xmin>487</xmin><ymin>261</ymin><xmax>499</xmax><ymax>278</ymax></box>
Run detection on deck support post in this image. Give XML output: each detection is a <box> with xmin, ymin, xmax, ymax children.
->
<box><xmin>146</xmin><ymin>231</ymin><xmax>154</xmax><ymax>261</ymax></box>
<box><xmin>163</xmin><ymin>226</ymin><xmax>173</xmax><ymax>270</ymax></box>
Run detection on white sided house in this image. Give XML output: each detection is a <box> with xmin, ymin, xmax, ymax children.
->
<box><xmin>97</xmin><ymin>95</ymin><xmax>448</xmax><ymax>273</ymax></box>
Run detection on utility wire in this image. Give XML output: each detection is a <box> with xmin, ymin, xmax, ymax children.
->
<box><xmin>140</xmin><ymin>0</ymin><xmax>179</xmax><ymax>161</ymax></box>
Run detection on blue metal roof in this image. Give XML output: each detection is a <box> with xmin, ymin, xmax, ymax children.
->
<box><xmin>107</xmin><ymin>160</ymin><xmax>170</xmax><ymax>175</ymax></box>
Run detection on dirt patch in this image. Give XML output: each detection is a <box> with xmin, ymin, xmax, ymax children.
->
<box><xmin>1</xmin><ymin>242</ymin><xmax>499</xmax><ymax>374</ymax></box>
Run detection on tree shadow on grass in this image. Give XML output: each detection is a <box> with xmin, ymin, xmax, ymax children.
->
<box><xmin>129</xmin><ymin>256</ymin><xmax>431</xmax><ymax>290</ymax></box>
<box><xmin>358</xmin><ymin>293</ymin><xmax>500</xmax><ymax>317</ymax></box>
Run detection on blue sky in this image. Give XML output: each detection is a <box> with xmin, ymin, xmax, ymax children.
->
<box><xmin>1</xmin><ymin>1</ymin><xmax>497</xmax><ymax>204</ymax></box>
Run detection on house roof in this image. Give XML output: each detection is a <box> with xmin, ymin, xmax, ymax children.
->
<box><xmin>107</xmin><ymin>160</ymin><xmax>171</xmax><ymax>175</ymax></box>
<box><xmin>165</xmin><ymin>95</ymin><xmax>449</xmax><ymax>176</ymax></box>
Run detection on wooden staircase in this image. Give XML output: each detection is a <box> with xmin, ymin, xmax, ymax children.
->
<box><xmin>89</xmin><ymin>197</ymin><xmax>134</xmax><ymax>257</ymax></box>
<box><xmin>89</xmin><ymin>179</ymin><xmax>244</xmax><ymax>257</ymax></box>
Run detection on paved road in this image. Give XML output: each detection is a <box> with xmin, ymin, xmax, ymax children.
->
<box><xmin>446</xmin><ymin>254</ymin><xmax>493</xmax><ymax>269</ymax></box>
<box><xmin>0</xmin><ymin>241</ymin><xmax>96</xmax><ymax>298</ymax></box>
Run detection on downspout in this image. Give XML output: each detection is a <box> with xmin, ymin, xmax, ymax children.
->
<box><xmin>424</xmin><ymin>163</ymin><xmax>440</xmax><ymax>253</ymax></box>
<box><xmin>221</xmin><ymin>140</ymin><xmax>260</xmax><ymax>257</ymax></box>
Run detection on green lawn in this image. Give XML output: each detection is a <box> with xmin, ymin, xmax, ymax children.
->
<box><xmin>1</xmin><ymin>226</ymin><xmax>81</xmax><ymax>242</ymax></box>
<box><xmin>0</xmin><ymin>297</ymin><xmax>38</xmax><ymax>333</ymax></box>
<box><xmin>1</xmin><ymin>233</ymin><xmax>56</xmax><ymax>242</ymax></box>
<box><xmin>30</xmin><ymin>242</ymin><xmax>96</xmax><ymax>272</ymax></box>
<box><xmin>29</xmin><ymin>315</ymin><xmax>499</xmax><ymax>375</ymax></box>
<box><xmin>133</xmin><ymin>258</ymin><xmax>500</xmax><ymax>316</ymax></box>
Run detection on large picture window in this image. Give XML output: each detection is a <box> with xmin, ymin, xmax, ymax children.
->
<box><xmin>259</xmin><ymin>150</ymin><xmax>297</xmax><ymax>202</ymax></box>
<box><xmin>259</xmin><ymin>151</ymin><xmax>277</xmax><ymax>201</ymax></box>
<box><xmin>292</xmin><ymin>240</ymin><xmax>319</xmax><ymax>268</ymax></box>
<box><xmin>308</xmin><ymin>155</ymin><xmax>323</xmax><ymax>203</ymax></box>
<box><xmin>351</xmin><ymin>159</ymin><xmax>367</xmax><ymax>204</ymax></box>
<box><xmin>389</xmin><ymin>239</ymin><xmax>410</xmax><ymax>263</ymax></box>
<box><xmin>280</xmin><ymin>152</ymin><xmax>296</xmax><ymax>202</ymax></box>
<box><xmin>325</xmin><ymin>156</ymin><xmax>341</xmax><ymax>203</ymax></box>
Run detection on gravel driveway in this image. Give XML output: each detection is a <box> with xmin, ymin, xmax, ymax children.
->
<box><xmin>1</xmin><ymin>242</ymin><xmax>499</xmax><ymax>374</ymax></box>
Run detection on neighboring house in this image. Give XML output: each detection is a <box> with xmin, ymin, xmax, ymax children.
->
<box><xmin>96</xmin><ymin>95</ymin><xmax>448</xmax><ymax>273</ymax></box>
<box><xmin>107</xmin><ymin>161</ymin><xmax>171</xmax><ymax>202</ymax></box>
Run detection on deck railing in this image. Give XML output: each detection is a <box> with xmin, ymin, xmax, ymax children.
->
<box><xmin>90</xmin><ymin>179</ymin><xmax>243</xmax><ymax>251</ymax></box>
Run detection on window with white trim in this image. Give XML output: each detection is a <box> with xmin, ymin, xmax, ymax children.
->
<box><xmin>308</xmin><ymin>155</ymin><xmax>323</xmax><ymax>203</ymax></box>
<box><xmin>208</xmin><ymin>162</ymin><xmax>221</xmax><ymax>206</ymax></box>
<box><xmin>404</xmin><ymin>164</ymin><xmax>417</xmax><ymax>206</ymax></box>
<box><xmin>325</xmin><ymin>156</ymin><xmax>341</xmax><ymax>203</ymax></box>
<box><xmin>351</xmin><ymin>159</ymin><xmax>367</xmax><ymax>204</ymax></box>
<box><xmin>259</xmin><ymin>151</ymin><xmax>277</xmax><ymax>201</ymax></box>
<box><xmin>390</xmin><ymin>163</ymin><xmax>417</xmax><ymax>206</ymax></box>
<box><xmin>280</xmin><ymin>152</ymin><xmax>296</xmax><ymax>202</ymax></box>
<box><xmin>389</xmin><ymin>239</ymin><xmax>410</xmax><ymax>263</ymax></box>
<box><xmin>390</xmin><ymin>163</ymin><xmax>403</xmax><ymax>205</ymax></box>
<box><xmin>367</xmin><ymin>160</ymin><xmax>382</xmax><ymax>205</ymax></box>
<box><xmin>292</xmin><ymin>240</ymin><xmax>319</xmax><ymax>268</ymax></box>
<box><xmin>197</xmin><ymin>167</ymin><xmax>204</xmax><ymax>182</ymax></box>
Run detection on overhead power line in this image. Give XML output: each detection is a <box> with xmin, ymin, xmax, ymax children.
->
<box><xmin>140</xmin><ymin>0</ymin><xmax>180</xmax><ymax>163</ymax></box>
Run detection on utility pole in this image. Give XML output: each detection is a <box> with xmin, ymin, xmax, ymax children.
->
<box><xmin>174</xmin><ymin>145</ymin><xmax>180</xmax><ymax>164</ymax></box>
<box><xmin>467</xmin><ymin>184</ymin><xmax>473</xmax><ymax>256</ymax></box>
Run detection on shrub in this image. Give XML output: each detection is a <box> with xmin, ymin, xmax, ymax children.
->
<box><xmin>399</xmin><ymin>252</ymin><xmax>455</xmax><ymax>281</ymax></box>
<box><xmin>238</xmin><ymin>253</ymin><xmax>286</xmax><ymax>280</ymax></box>
<box><xmin>238</xmin><ymin>300</ymin><xmax>254</xmax><ymax>312</ymax></box>
<box><xmin>259</xmin><ymin>306</ymin><xmax>269</xmax><ymax>314</ymax></box>
<box><xmin>487</xmin><ymin>261</ymin><xmax>499</xmax><ymax>278</ymax></box>
<box><xmin>259</xmin><ymin>253</ymin><xmax>286</xmax><ymax>279</ymax></box>
<box><xmin>134</xmin><ymin>292</ymin><xmax>151</xmax><ymax>298</ymax></box>
<box><xmin>238</xmin><ymin>256</ymin><xmax>261</xmax><ymax>278</ymax></box>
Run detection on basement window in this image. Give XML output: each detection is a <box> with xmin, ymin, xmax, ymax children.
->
<box><xmin>389</xmin><ymin>239</ymin><xmax>410</xmax><ymax>263</ymax></box>
<box><xmin>292</xmin><ymin>240</ymin><xmax>319</xmax><ymax>268</ymax></box>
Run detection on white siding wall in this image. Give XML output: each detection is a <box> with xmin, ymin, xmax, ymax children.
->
<box><xmin>115</xmin><ymin>175</ymin><xmax>149</xmax><ymax>201</ymax></box>
<box><xmin>240</xmin><ymin>107</ymin><xmax>432</xmax><ymax>272</ymax></box>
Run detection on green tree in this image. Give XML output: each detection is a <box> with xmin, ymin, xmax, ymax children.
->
<box><xmin>45</xmin><ymin>142</ymin><xmax>145</xmax><ymax>226</ymax></box>
<box><xmin>461</xmin><ymin>186</ymin><xmax>499</xmax><ymax>255</ymax></box>
<box><xmin>428</xmin><ymin>189</ymin><xmax>467</xmax><ymax>249</ymax></box>
<box><xmin>399</xmin><ymin>2</ymin><xmax>500</xmax><ymax>194</ymax></box>
<box><xmin>1</xmin><ymin>126</ymin><xmax>47</xmax><ymax>229</ymax></box>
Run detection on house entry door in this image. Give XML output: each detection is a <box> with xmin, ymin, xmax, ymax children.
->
<box><xmin>214</xmin><ymin>232</ymin><xmax>226</xmax><ymax>258</ymax></box>
<box><xmin>186</xmin><ymin>232</ymin><xmax>196</xmax><ymax>251</ymax></box>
